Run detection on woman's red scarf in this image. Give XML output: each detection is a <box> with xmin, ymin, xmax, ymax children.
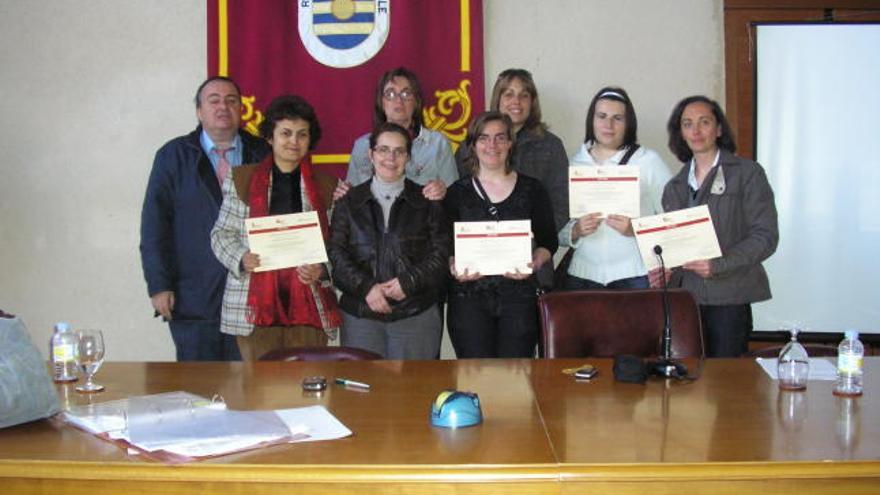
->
<box><xmin>245</xmin><ymin>155</ymin><xmax>341</xmax><ymax>331</ymax></box>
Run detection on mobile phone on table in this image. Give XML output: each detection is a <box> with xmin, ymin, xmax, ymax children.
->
<box><xmin>574</xmin><ymin>366</ymin><xmax>598</xmax><ymax>380</ymax></box>
<box><xmin>302</xmin><ymin>376</ymin><xmax>327</xmax><ymax>391</ymax></box>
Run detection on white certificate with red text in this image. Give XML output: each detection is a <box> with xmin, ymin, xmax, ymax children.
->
<box><xmin>633</xmin><ymin>205</ymin><xmax>722</xmax><ymax>270</ymax></box>
<box><xmin>245</xmin><ymin>211</ymin><xmax>327</xmax><ymax>272</ymax></box>
<box><xmin>454</xmin><ymin>220</ymin><xmax>532</xmax><ymax>276</ymax></box>
<box><xmin>568</xmin><ymin>165</ymin><xmax>640</xmax><ymax>218</ymax></box>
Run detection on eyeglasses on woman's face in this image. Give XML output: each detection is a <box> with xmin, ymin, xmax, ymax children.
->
<box><xmin>382</xmin><ymin>88</ymin><xmax>414</xmax><ymax>102</ymax></box>
<box><xmin>373</xmin><ymin>145</ymin><xmax>408</xmax><ymax>159</ymax></box>
<box><xmin>476</xmin><ymin>134</ymin><xmax>511</xmax><ymax>146</ymax></box>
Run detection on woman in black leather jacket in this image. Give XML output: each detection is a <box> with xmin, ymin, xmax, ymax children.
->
<box><xmin>329</xmin><ymin>122</ymin><xmax>450</xmax><ymax>359</ymax></box>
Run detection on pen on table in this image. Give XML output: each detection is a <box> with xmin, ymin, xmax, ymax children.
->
<box><xmin>335</xmin><ymin>378</ymin><xmax>371</xmax><ymax>389</ymax></box>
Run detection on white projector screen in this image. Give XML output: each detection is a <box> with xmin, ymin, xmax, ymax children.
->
<box><xmin>755</xmin><ymin>23</ymin><xmax>880</xmax><ymax>334</ymax></box>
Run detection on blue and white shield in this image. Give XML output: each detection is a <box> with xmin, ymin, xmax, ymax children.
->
<box><xmin>298</xmin><ymin>0</ymin><xmax>391</xmax><ymax>68</ymax></box>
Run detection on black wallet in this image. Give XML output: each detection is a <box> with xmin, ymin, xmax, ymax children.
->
<box><xmin>613</xmin><ymin>354</ymin><xmax>648</xmax><ymax>384</ymax></box>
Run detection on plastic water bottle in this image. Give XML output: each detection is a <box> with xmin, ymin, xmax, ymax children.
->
<box><xmin>50</xmin><ymin>322</ymin><xmax>78</xmax><ymax>383</ymax></box>
<box><xmin>833</xmin><ymin>329</ymin><xmax>863</xmax><ymax>397</ymax></box>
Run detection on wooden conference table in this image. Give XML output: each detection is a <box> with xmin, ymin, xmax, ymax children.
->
<box><xmin>1</xmin><ymin>358</ymin><xmax>878</xmax><ymax>494</ymax></box>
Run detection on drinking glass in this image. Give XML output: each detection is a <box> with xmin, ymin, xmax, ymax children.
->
<box><xmin>778</xmin><ymin>327</ymin><xmax>809</xmax><ymax>391</ymax></box>
<box><xmin>75</xmin><ymin>329</ymin><xmax>105</xmax><ymax>393</ymax></box>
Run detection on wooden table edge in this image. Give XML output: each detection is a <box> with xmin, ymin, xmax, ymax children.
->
<box><xmin>0</xmin><ymin>461</ymin><xmax>561</xmax><ymax>484</ymax></box>
<box><xmin>559</xmin><ymin>460</ymin><xmax>880</xmax><ymax>481</ymax></box>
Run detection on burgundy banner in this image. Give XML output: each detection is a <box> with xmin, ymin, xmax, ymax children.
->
<box><xmin>207</xmin><ymin>0</ymin><xmax>485</xmax><ymax>178</ymax></box>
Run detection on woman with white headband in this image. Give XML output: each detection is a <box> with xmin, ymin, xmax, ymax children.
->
<box><xmin>559</xmin><ymin>86</ymin><xmax>672</xmax><ymax>290</ymax></box>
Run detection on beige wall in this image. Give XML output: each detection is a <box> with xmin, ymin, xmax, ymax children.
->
<box><xmin>0</xmin><ymin>0</ymin><xmax>723</xmax><ymax>361</ymax></box>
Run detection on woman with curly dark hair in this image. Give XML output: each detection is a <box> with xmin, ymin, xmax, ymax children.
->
<box><xmin>211</xmin><ymin>95</ymin><xmax>341</xmax><ymax>361</ymax></box>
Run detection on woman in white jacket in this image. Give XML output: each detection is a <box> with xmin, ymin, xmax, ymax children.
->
<box><xmin>559</xmin><ymin>87</ymin><xmax>672</xmax><ymax>290</ymax></box>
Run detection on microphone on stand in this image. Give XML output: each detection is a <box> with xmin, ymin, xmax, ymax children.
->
<box><xmin>649</xmin><ymin>245</ymin><xmax>687</xmax><ymax>378</ymax></box>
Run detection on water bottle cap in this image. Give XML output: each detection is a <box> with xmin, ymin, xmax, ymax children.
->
<box><xmin>55</xmin><ymin>322</ymin><xmax>70</xmax><ymax>332</ymax></box>
<box><xmin>844</xmin><ymin>329</ymin><xmax>859</xmax><ymax>340</ymax></box>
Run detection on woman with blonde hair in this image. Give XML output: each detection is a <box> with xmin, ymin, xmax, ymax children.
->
<box><xmin>457</xmin><ymin>69</ymin><xmax>569</xmax><ymax>233</ymax></box>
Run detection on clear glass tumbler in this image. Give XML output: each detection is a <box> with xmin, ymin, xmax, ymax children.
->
<box><xmin>778</xmin><ymin>328</ymin><xmax>809</xmax><ymax>391</ymax></box>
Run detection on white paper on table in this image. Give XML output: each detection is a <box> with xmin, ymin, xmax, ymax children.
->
<box><xmin>274</xmin><ymin>405</ymin><xmax>353</xmax><ymax>442</ymax></box>
<box><xmin>115</xmin><ymin>405</ymin><xmax>352</xmax><ymax>458</ymax></box>
<box><xmin>65</xmin><ymin>394</ymin><xmax>351</xmax><ymax>460</ymax></box>
<box><xmin>632</xmin><ymin>205</ymin><xmax>722</xmax><ymax>270</ymax></box>
<box><xmin>454</xmin><ymin>220</ymin><xmax>532</xmax><ymax>276</ymax></box>
<box><xmin>138</xmin><ymin>405</ymin><xmax>352</xmax><ymax>456</ymax></box>
<box><xmin>756</xmin><ymin>357</ymin><xmax>838</xmax><ymax>381</ymax></box>
<box><xmin>245</xmin><ymin>211</ymin><xmax>328</xmax><ymax>272</ymax></box>
<box><xmin>568</xmin><ymin>165</ymin><xmax>640</xmax><ymax>218</ymax></box>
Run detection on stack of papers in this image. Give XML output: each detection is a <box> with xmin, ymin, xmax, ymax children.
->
<box><xmin>64</xmin><ymin>391</ymin><xmax>223</xmax><ymax>434</ymax></box>
<box><xmin>62</xmin><ymin>391</ymin><xmax>351</xmax><ymax>462</ymax></box>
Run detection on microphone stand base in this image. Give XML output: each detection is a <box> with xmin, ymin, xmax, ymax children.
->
<box><xmin>649</xmin><ymin>359</ymin><xmax>688</xmax><ymax>379</ymax></box>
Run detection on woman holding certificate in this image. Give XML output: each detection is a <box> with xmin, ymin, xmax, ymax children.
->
<box><xmin>211</xmin><ymin>95</ymin><xmax>342</xmax><ymax>361</ymax></box>
<box><xmin>655</xmin><ymin>96</ymin><xmax>778</xmax><ymax>357</ymax></box>
<box><xmin>329</xmin><ymin>123</ymin><xmax>450</xmax><ymax>359</ymax></box>
<box><xmin>444</xmin><ymin>111</ymin><xmax>558</xmax><ymax>358</ymax></box>
<box><xmin>561</xmin><ymin>87</ymin><xmax>672</xmax><ymax>290</ymax></box>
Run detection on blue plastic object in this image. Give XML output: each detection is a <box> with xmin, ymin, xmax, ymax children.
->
<box><xmin>430</xmin><ymin>390</ymin><xmax>482</xmax><ymax>428</ymax></box>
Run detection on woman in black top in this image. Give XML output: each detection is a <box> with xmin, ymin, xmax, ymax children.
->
<box><xmin>444</xmin><ymin>111</ymin><xmax>558</xmax><ymax>358</ymax></box>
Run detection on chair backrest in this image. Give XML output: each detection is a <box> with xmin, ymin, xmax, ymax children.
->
<box><xmin>259</xmin><ymin>346</ymin><xmax>382</xmax><ymax>361</ymax></box>
<box><xmin>538</xmin><ymin>289</ymin><xmax>704</xmax><ymax>359</ymax></box>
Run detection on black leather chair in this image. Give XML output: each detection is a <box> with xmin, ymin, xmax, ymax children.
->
<box><xmin>259</xmin><ymin>346</ymin><xmax>382</xmax><ymax>361</ymax></box>
<box><xmin>538</xmin><ymin>289</ymin><xmax>704</xmax><ymax>359</ymax></box>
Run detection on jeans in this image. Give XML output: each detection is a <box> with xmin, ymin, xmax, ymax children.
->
<box><xmin>699</xmin><ymin>304</ymin><xmax>752</xmax><ymax>357</ymax></box>
<box><xmin>447</xmin><ymin>287</ymin><xmax>538</xmax><ymax>358</ymax></box>
<box><xmin>563</xmin><ymin>274</ymin><xmax>649</xmax><ymax>290</ymax></box>
<box><xmin>169</xmin><ymin>320</ymin><xmax>241</xmax><ymax>361</ymax></box>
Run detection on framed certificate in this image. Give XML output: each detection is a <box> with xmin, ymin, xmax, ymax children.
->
<box><xmin>454</xmin><ymin>220</ymin><xmax>532</xmax><ymax>276</ymax></box>
<box><xmin>568</xmin><ymin>165</ymin><xmax>640</xmax><ymax>218</ymax></box>
<box><xmin>245</xmin><ymin>211</ymin><xmax>328</xmax><ymax>272</ymax></box>
<box><xmin>633</xmin><ymin>205</ymin><xmax>722</xmax><ymax>270</ymax></box>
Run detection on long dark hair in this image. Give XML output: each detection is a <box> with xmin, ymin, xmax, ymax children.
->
<box><xmin>583</xmin><ymin>86</ymin><xmax>638</xmax><ymax>149</ymax></box>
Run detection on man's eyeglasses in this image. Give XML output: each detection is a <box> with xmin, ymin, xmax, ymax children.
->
<box><xmin>383</xmin><ymin>88</ymin><xmax>415</xmax><ymax>102</ymax></box>
<box><xmin>373</xmin><ymin>146</ymin><xmax>408</xmax><ymax>159</ymax></box>
<box><xmin>476</xmin><ymin>134</ymin><xmax>511</xmax><ymax>145</ymax></box>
